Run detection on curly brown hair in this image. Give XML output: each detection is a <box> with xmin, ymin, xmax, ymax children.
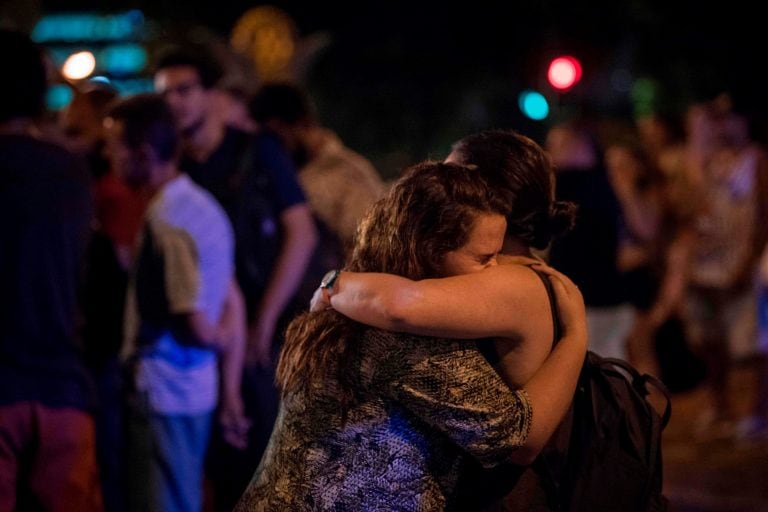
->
<box><xmin>276</xmin><ymin>161</ymin><xmax>509</xmax><ymax>406</ymax></box>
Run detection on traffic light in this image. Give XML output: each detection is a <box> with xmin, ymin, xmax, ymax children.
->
<box><xmin>518</xmin><ymin>90</ymin><xmax>549</xmax><ymax>120</ymax></box>
<box><xmin>547</xmin><ymin>55</ymin><xmax>582</xmax><ymax>91</ymax></box>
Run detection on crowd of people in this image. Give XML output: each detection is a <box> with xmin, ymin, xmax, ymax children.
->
<box><xmin>2</xmin><ymin>25</ymin><xmax>768</xmax><ymax>511</ymax></box>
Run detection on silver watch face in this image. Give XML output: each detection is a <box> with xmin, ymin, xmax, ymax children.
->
<box><xmin>321</xmin><ymin>269</ymin><xmax>338</xmax><ymax>289</ymax></box>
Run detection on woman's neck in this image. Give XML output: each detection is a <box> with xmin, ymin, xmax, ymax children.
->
<box><xmin>502</xmin><ymin>236</ymin><xmax>532</xmax><ymax>257</ymax></box>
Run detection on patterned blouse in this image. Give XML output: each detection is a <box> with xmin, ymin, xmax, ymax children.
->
<box><xmin>235</xmin><ymin>327</ymin><xmax>533</xmax><ymax>511</ymax></box>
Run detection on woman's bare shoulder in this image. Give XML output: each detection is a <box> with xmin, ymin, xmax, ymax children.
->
<box><xmin>478</xmin><ymin>263</ymin><xmax>553</xmax><ymax>323</ymax></box>
<box><xmin>477</xmin><ymin>261</ymin><xmax>547</xmax><ymax>287</ymax></box>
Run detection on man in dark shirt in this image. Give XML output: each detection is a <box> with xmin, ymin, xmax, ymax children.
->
<box><xmin>153</xmin><ymin>46</ymin><xmax>317</xmax><ymax>510</ymax></box>
<box><xmin>0</xmin><ymin>29</ymin><xmax>102</xmax><ymax>511</ymax></box>
<box><xmin>546</xmin><ymin>121</ymin><xmax>634</xmax><ymax>360</ymax></box>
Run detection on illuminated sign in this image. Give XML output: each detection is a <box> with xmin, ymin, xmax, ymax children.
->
<box><xmin>32</xmin><ymin>10</ymin><xmax>145</xmax><ymax>43</ymax></box>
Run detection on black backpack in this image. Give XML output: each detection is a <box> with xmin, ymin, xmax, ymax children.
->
<box><xmin>529</xmin><ymin>264</ymin><xmax>672</xmax><ymax>512</ymax></box>
<box><xmin>454</xmin><ymin>269</ymin><xmax>673</xmax><ymax>512</ymax></box>
<box><xmin>536</xmin><ymin>351</ymin><xmax>672</xmax><ymax>512</ymax></box>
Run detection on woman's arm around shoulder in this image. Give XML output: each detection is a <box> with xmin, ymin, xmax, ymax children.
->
<box><xmin>326</xmin><ymin>264</ymin><xmax>551</xmax><ymax>340</ymax></box>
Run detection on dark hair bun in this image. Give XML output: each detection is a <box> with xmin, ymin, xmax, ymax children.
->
<box><xmin>548</xmin><ymin>200</ymin><xmax>577</xmax><ymax>238</ymax></box>
<box><xmin>523</xmin><ymin>200</ymin><xmax>577</xmax><ymax>250</ymax></box>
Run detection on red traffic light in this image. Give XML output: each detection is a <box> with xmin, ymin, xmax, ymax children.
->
<box><xmin>547</xmin><ymin>56</ymin><xmax>582</xmax><ymax>91</ymax></box>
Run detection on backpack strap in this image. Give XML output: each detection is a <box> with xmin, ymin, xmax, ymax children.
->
<box><xmin>528</xmin><ymin>264</ymin><xmax>568</xmax><ymax>510</ymax></box>
<box><xmin>529</xmin><ymin>265</ymin><xmax>562</xmax><ymax>346</ymax></box>
<box><xmin>598</xmin><ymin>357</ymin><xmax>672</xmax><ymax>429</ymax></box>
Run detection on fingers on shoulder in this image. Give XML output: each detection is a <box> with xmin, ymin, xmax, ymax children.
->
<box><xmin>533</xmin><ymin>264</ymin><xmax>579</xmax><ymax>292</ymax></box>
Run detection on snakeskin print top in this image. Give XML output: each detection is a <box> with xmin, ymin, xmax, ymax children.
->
<box><xmin>235</xmin><ymin>327</ymin><xmax>532</xmax><ymax>511</ymax></box>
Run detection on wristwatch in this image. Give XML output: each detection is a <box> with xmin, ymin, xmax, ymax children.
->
<box><xmin>320</xmin><ymin>269</ymin><xmax>341</xmax><ymax>294</ymax></box>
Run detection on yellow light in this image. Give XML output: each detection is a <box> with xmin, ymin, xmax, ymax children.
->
<box><xmin>231</xmin><ymin>6</ymin><xmax>296</xmax><ymax>81</ymax></box>
<box><xmin>62</xmin><ymin>51</ymin><xmax>96</xmax><ymax>80</ymax></box>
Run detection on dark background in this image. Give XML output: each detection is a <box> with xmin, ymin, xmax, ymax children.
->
<box><xmin>4</xmin><ymin>0</ymin><xmax>765</xmax><ymax>177</ymax></box>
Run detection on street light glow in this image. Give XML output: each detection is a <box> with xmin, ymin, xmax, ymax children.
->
<box><xmin>62</xmin><ymin>51</ymin><xmax>96</xmax><ymax>80</ymax></box>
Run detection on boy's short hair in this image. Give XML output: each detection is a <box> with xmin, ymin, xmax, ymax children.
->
<box><xmin>106</xmin><ymin>93</ymin><xmax>180</xmax><ymax>163</ymax></box>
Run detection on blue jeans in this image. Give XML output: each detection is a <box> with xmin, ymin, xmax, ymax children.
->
<box><xmin>205</xmin><ymin>362</ymin><xmax>279</xmax><ymax>512</ymax></box>
<box><xmin>150</xmin><ymin>412</ymin><xmax>213</xmax><ymax>512</ymax></box>
<box><xmin>125</xmin><ymin>394</ymin><xmax>213</xmax><ymax>512</ymax></box>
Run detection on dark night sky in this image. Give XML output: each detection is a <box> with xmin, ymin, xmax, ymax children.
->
<box><xmin>8</xmin><ymin>0</ymin><xmax>767</xmax><ymax>172</ymax></box>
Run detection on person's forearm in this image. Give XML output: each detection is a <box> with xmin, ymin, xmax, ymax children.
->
<box><xmin>329</xmin><ymin>272</ymin><xmax>421</xmax><ymax>331</ymax></box>
<box><xmin>220</xmin><ymin>280</ymin><xmax>246</xmax><ymax>400</ymax></box>
<box><xmin>511</xmin><ymin>330</ymin><xmax>587</xmax><ymax>464</ymax></box>
<box><xmin>220</xmin><ymin>338</ymin><xmax>244</xmax><ymax>403</ymax></box>
<box><xmin>252</xmin><ymin>205</ymin><xmax>318</xmax><ymax>326</ymax></box>
<box><xmin>183</xmin><ymin>311</ymin><xmax>218</xmax><ymax>347</ymax></box>
<box><xmin>647</xmin><ymin>229</ymin><xmax>693</xmax><ymax>327</ymax></box>
<box><xmin>216</xmin><ymin>280</ymin><xmax>249</xmax><ymax>449</ymax></box>
<box><xmin>616</xmin><ymin>190</ymin><xmax>658</xmax><ymax>243</ymax></box>
<box><xmin>330</xmin><ymin>272</ymin><xmax>498</xmax><ymax>338</ymax></box>
<box><xmin>330</xmin><ymin>266</ymin><xmax>546</xmax><ymax>339</ymax></box>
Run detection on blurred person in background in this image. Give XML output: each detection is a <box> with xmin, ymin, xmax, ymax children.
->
<box><xmin>684</xmin><ymin>94</ymin><xmax>768</xmax><ymax>438</ymax></box>
<box><xmin>747</xmin><ymin>245</ymin><xmax>768</xmax><ymax>440</ymax></box>
<box><xmin>251</xmin><ymin>82</ymin><xmax>385</xmax><ymax>254</ymax></box>
<box><xmin>60</xmin><ymin>84</ymin><xmax>115</xmax><ymax>177</ymax></box>
<box><xmin>605</xmin><ymin>139</ymin><xmax>663</xmax><ymax>374</ymax></box>
<box><xmin>105</xmin><ymin>93</ymin><xmax>247</xmax><ymax>512</ymax></box>
<box><xmin>61</xmin><ymin>84</ymin><xmax>149</xmax><ymax>268</ymax></box>
<box><xmin>250</xmin><ymin>82</ymin><xmax>386</xmax><ymax>310</ymax></box>
<box><xmin>546</xmin><ymin>121</ymin><xmax>632</xmax><ymax>360</ymax></box>
<box><xmin>604</xmin><ymin>131</ymin><xmax>707</xmax><ymax>394</ymax></box>
<box><xmin>153</xmin><ymin>46</ymin><xmax>317</xmax><ymax>510</ymax></box>
<box><xmin>61</xmin><ymin>82</ymin><xmax>146</xmax><ymax>512</ymax></box>
<box><xmin>213</xmin><ymin>80</ymin><xmax>257</xmax><ymax>134</ymax></box>
<box><xmin>0</xmin><ymin>28</ymin><xmax>102</xmax><ymax>512</ymax></box>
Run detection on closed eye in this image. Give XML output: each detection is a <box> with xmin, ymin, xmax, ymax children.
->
<box><xmin>478</xmin><ymin>253</ymin><xmax>497</xmax><ymax>265</ymax></box>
